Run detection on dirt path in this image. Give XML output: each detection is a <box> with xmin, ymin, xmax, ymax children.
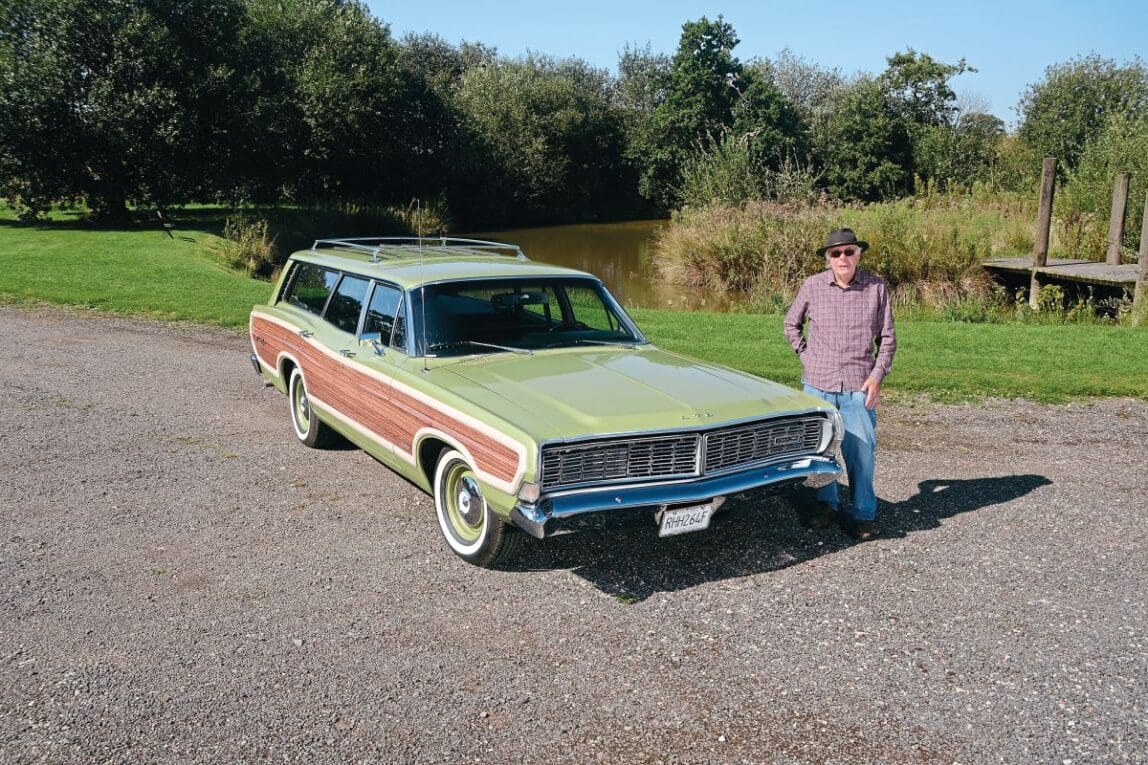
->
<box><xmin>1</xmin><ymin>306</ymin><xmax>1145</xmax><ymax>764</ymax></box>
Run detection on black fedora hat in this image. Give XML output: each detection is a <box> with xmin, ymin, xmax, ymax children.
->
<box><xmin>816</xmin><ymin>227</ymin><xmax>869</xmax><ymax>256</ymax></box>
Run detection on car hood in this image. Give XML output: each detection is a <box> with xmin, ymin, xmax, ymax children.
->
<box><xmin>436</xmin><ymin>346</ymin><xmax>827</xmax><ymax>441</ymax></box>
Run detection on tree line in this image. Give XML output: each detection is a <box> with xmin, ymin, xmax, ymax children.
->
<box><xmin>2</xmin><ymin>1</ymin><xmax>1146</xmax><ymax>226</ymax></box>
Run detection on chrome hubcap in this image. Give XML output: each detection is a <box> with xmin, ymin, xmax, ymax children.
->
<box><xmin>456</xmin><ymin>476</ymin><xmax>483</xmax><ymax>526</ymax></box>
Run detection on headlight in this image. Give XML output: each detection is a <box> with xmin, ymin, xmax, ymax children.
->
<box><xmin>826</xmin><ymin>410</ymin><xmax>844</xmax><ymax>456</ymax></box>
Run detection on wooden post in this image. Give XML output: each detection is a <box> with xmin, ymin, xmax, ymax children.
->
<box><xmin>1031</xmin><ymin>157</ymin><xmax>1057</xmax><ymax>308</ymax></box>
<box><xmin>1107</xmin><ymin>171</ymin><xmax>1131</xmax><ymax>265</ymax></box>
<box><xmin>1134</xmin><ymin>192</ymin><xmax>1148</xmax><ymax>326</ymax></box>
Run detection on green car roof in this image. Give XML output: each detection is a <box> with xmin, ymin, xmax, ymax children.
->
<box><xmin>289</xmin><ymin>246</ymin><xmax>592</xmax><ymax>290</ymax></box>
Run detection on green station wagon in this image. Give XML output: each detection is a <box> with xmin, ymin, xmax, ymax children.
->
<box><xmin>249</xmin><ymin>238</ymin><xmax>843</xmax><ymax>567</ymax></box>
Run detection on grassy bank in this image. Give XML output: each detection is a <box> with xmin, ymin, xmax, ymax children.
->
<box><xmin>1</xmin><ymin>208</ymin><xmax>1144</xmax><ymax>401</ymax></box>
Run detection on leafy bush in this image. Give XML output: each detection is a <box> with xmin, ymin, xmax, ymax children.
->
<box><xmin>1058</xmin><ymin>113</ymin><xmax>1148</xmax><ymax>261</ymax></box>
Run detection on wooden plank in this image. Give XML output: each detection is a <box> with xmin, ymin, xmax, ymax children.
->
<box><xmin>985</xmin><ymin>257</ymin><xmax>1092</xmax><ymax>271</ymax></box>
<box><xmin>983</xmin><ymin>257</ymin><xmax>1138</xmax><ymax>286</ymax></box>
<box><xmin>1035</xmin><ymin>264</ymin><xmax>1138</xmax><ymax>287</ymax></box>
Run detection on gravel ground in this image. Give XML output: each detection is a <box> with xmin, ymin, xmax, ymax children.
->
<box><xmin>1</xmin><ymin>304</ymin><xmax>1145</xmax><ymax>764</ymax></box>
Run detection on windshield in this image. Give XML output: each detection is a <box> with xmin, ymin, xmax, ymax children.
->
<box><xmin>410</xmin><ymin>277</ymin><xmax>644</xmax><ymax>357</ymax></box>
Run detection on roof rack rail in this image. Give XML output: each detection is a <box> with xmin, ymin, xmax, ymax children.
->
<box><xmin>311</xmin><ymin>236</ymin><xmax>528</xmax><ymax>263</ymax></box>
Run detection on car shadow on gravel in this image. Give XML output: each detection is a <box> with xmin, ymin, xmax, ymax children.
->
<box><xmin>506</xmin><ymin>474</ymin><xmax>1052</xmax><ymax>602</ymax></box>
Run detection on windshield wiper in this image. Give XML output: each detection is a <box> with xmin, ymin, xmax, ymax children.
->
<box><xmin>570</xmin><ymin>338</ymin><xmax>639</xmax><ymax>349</ymax></box>
<box><xmin>427</xmin><ymin>340</ymin><xmax>533</xmax><ymax>356</ymax></box>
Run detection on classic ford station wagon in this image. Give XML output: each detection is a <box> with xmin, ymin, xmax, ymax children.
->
<box><xmin>249</xmin><ymin>238</ymin><xmax>843</xmax><ymax>567</ymax></box>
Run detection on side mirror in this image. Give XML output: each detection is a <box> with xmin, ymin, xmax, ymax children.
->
<box><xmin>360</xmin><ymin>332</ymin><xmax>386</xmax><ymax>356</ymax></box>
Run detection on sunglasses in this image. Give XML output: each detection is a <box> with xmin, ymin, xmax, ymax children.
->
<box><xmin>827</xmin><ymin>246</ymin><xmax>860</xmax><ymax>258</ymax></box>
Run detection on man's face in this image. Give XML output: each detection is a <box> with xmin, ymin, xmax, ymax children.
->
<box><xmin>826</xmin><ymin>245</ymin><xmax>861</xmax><ymax>284</ymax></box>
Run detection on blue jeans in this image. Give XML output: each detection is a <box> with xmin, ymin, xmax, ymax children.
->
<box><xmin>803</xmin><ymin>384</ymin><xmax>878</xmax><ymax>521</ymax></box>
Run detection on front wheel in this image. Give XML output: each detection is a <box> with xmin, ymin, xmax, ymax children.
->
<box><xmin>434</xmin><ymin>449</ymin><xmax>524</xmax><ymax>568</ymax></box>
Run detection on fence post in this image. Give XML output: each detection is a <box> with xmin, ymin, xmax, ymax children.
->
<box><xmin>1107</xmin><ymin>172</ymin><xmax>1131</xmax><ymax>265</ymax></box>
<box><xmin>1031</xmin><ymin>157</ymin><xmax>1057</xmax><ymax>308</ymax></box>
<box><xmin>1134</xmin><ymin>192</ymin><xmax>1148</xmax><ymax>326</ymax></box>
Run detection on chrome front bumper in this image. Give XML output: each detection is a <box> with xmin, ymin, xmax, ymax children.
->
<box><xmin>509</xmin><ymin>455</ymin><xmax>841</xmax><ymax>539</ymax></box>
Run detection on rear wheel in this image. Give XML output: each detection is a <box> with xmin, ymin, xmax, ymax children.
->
<box><xmin>288</xmin><ymin>367</ymin><xmax>336</xmax><ymax>448</ymax></box>
<box><xmin>434</xmin><ymin>449</ymin><xmax>524</xmax><ymax>568</ymax></box>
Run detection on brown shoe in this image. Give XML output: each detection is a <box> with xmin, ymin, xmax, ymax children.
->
<box><xmin>847</xmin><ymin>519</ymin><xmax>876</xmax><ymax>541</ymax></box>
<box><xmin>802</xmin><ymin>502</ymin><xmax>836</xmax><ymax>530</ymax></box>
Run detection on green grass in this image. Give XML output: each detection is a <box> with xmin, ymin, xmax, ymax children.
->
<box><xmin>631</xmin><ymin>308</ymin><xmax>1148</xmax><ymax>402</ymax></box>
<box><xmin>1</xmin><ymin>206</ymin><xmax>1144</xmax><ymax>401</ymax></box>
<box><xmin>0</xmin><ymin>208</ymin><xmax>270</xmax><ymax>326</ymax></box>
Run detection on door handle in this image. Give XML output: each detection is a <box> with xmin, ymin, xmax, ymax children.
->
<box><xmin>339</xmin><ymin>349</ymin><xmax>355</xmax><ymax>358</ymax></box>
<box><xmin>297</xmin><ymin>329</ymin><xmax>314</xmax><ymax>338</ymax></box>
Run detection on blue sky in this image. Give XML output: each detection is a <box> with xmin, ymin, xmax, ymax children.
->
<box><xmin>367</xmin><ymin>0</ymin><xmax>1146</xmax><ymax>126</ymax></box>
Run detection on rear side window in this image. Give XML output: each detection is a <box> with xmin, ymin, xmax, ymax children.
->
<box><xmin>325</xmin><ymin>275</ymin><xmax>370</xmax><ymax>334</ymax></box>
<box><xmin>286</xmin><ymin>263</ymin><xmax>339</xmax><ymax>314</ymax></box>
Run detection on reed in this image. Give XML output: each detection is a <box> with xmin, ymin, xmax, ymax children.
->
<box><xmin>655</xmin><ymin>192</ymin><xmax>1043</xmax><ymax>310</ymax></box>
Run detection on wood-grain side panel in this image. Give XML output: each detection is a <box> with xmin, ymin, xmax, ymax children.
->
<box><xmin>251</xmin><ymin>314</ymin><xmax>520</xmax><ymax>485</ymax></box>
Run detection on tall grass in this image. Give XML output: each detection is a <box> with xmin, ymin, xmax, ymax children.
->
<box><xmin>221</xmin><ymin>215</ymin><xmax>277</xmax><ymax>278</ymax></box>
<box><xmin>656</xmin><ymin>192</ymin><xmax>1047</xmax><ymax>311</ymax></box>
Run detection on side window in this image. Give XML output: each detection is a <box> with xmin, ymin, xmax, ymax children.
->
<box><xmin>286</xmin><ymin>263</ymin><xmax>339</xmax><ymax>315</ymax></box>
<box><xmin>364</xmin><ymin>283</ymin><xmax>405</xmax><ymax>349</ymax></box>
<box><xmin>564</xmin><ymin>285</ymin><xmax>619</xmax><ymax>331</ymax></box>
<box><xmin>324</xmin><ymin>274</ymin><xmax>370</xmax><ymax>334</ymax></box>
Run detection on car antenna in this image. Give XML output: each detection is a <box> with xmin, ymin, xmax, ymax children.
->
<box><xmin>417</xmin><ymin>198</ymin><xmax>429</xmax><ymax>373</ymax></box>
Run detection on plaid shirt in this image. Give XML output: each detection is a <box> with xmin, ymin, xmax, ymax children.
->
<box><xmin>784</xmin><ymin>269</ymin><xmax>896</xmax><ymax>392</ymax></box>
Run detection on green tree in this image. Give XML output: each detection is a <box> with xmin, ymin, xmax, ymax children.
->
<box><xmin>914</xmin><ymin>110</ymin><xmax>1005</xmax><ymax>190</ymax></box>
<box><xmin>816</xmin><ymin>77</ymin><xmax>913</xmax><ymax>202</ymax></box>
<box><xmin>399</xmin><ymin>33</ymin><xmax>496</xmax><ymax>95</ymax></box>
<box><xmin>0</xmin><ymin>0</ymin><xmax>256</xmax><ymax>218</ymax></box>
<box><xmin>452</xmin><ymin>55</ymin><xmax>631</xmax><ymax>225</ymax></box>
<box><xmin>879</xmin><ymin>49</ymin><xmax>974</xmax><ymax>129</ymax></box>
<box><xmin>627</xmin><ymin>16</ymin><xmax>744</xmax><ymax>211</ymax></box>
<box><xmin>732</xmin><ymin>74</ymin><xmax>807</xmax><ymax>172</ymax></box>
<box><xmin>615</xmin><ymin>43</ymin><xmax>670</xmax><ymax>118</ymax></box>
<box><xmin>245</xmin><ymin>0</ymin><xmax>439</xmax><ymax>203</ymax></box>
<box><xmin>753</xmin><ymin>49</ymin><xmax>847</xmax><ymax>124</ymax></box>
<box><xmin>1018</xmin><ymin>55</ymin><xmax>1148</xmax><ymax>171</ymax></box>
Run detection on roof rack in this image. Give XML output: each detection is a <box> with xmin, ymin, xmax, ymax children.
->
<box><xmin>311</xmin><ymin>237</ymin><xmax>528</xmax><ymax>263</ymax></box>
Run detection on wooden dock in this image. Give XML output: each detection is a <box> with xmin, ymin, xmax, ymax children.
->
<box><xmin>983</xmin><ymin>257</ymin><xmax>1139</xmax><ymax>289</ymax></box>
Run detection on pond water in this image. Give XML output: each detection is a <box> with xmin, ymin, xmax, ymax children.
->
<box><xmin>465</xmin><ymin>220</ymin><xmax>732</xmax><ymax>311</ymax></box>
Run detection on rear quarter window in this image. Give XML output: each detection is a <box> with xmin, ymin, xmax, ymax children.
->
<box><xmin>285</xmin><ymin>263</ymin><xmax>339</xmax><ymax>314</ymax></box>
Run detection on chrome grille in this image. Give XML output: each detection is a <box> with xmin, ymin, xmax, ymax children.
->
<box><xmin>704</xmin><ymin>417</ymin><xmax>824</xmax><ymax>473</ymax></box>
<box><xmin>541</xmin><ymin>434</ymin><xmax>699</xmax><ymax>491</ymax></box>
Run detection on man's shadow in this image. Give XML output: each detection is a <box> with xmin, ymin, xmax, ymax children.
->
<box><xmin>506</xmin><ymin>474</ymin><xmax>1052</xmax><ymax>602</ymax></box>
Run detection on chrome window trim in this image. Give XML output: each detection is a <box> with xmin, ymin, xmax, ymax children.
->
<box><xmin>409</xmin><ymin>275</ymin><xmax>649</xmax><ymax>352</ymax></box>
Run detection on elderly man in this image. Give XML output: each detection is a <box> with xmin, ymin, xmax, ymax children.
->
<box><xmin>784</xmin><ymin>228</ymin><xmax>896</xmax><ymax>540</ymax></box>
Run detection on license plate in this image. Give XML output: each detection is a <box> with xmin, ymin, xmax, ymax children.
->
<box><xmin>658</xmin><ymin>503</ymin><xmax>713</xmax><ymax>537</ymax></box>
